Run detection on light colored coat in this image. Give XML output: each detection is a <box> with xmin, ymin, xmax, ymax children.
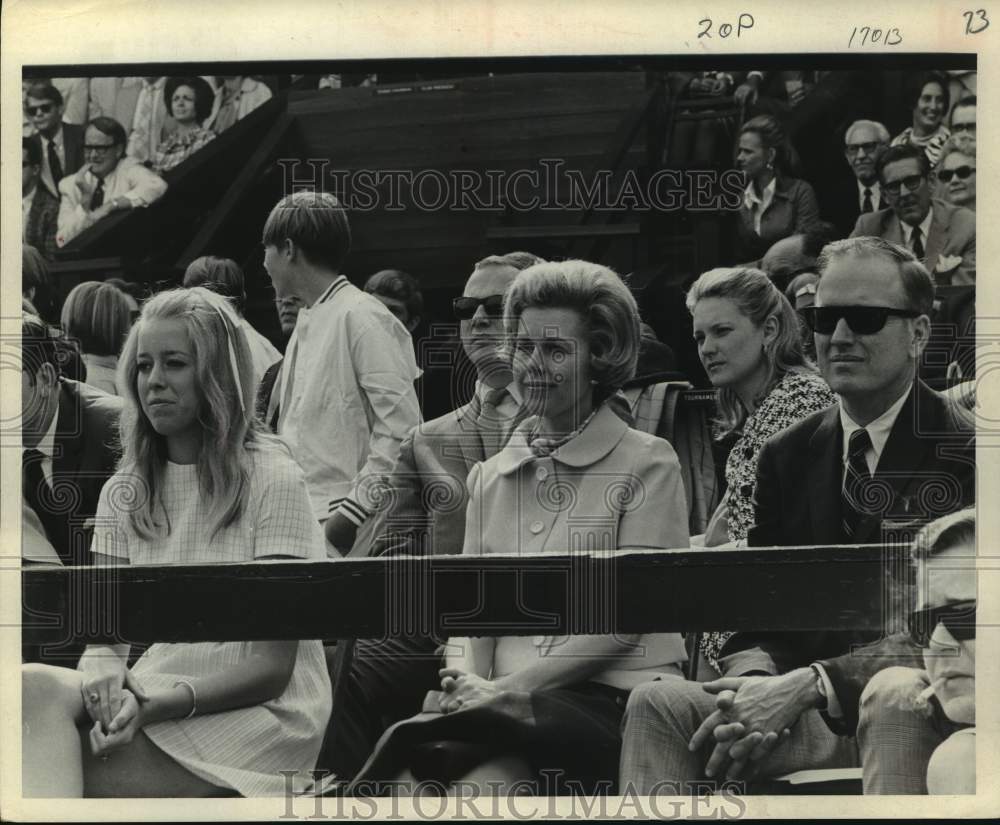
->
<box><xmin>462</xmin><ymin>403</ymin><xmax>691</xmax><ymax>689</ymax></box>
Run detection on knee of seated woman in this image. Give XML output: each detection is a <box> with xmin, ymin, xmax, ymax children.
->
<box><xmin>22</xmin><ymin>663</ymin><xmax>80</xmax><ymax>716</ymax></box>
<box><xmin>927</xmin><ymin>731</ymin><xmax>975</xmax><ymax>794</ymax></box>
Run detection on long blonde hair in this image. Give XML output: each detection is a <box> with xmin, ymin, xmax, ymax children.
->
<box><xmin>116</xmin><ymin>287</ymin><xmax>278</xmax><ymax>539</ymax></box>
<box><xmin>687</xmin><ymin>267</ymin><xmax>812</xmax><ymax>437</ymax></box>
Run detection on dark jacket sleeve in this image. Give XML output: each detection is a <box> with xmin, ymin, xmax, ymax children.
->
<box><xmin>792</xmin><ymin>179</ymin><xmax>821</xmax><ymax>234</ymax></box>
<box><xmin>369</xmin><ymin>430</ymin><xmax>430</xmax><ymax>556</ymax></box>
<box><xmin>818</xmin><ymin>632</ymin><xmax>926</xmax><ymax>735</ymax></box>
<box><xmin>746</xmin><ymin>437</ymin><xmax>783</xmax><ymax>547</ymax></box>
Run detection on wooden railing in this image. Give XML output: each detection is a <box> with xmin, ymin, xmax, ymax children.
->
<box><xmin>22</xmin><ymin>544</ymin><xmax>908</xmax><ymax>646</ymax></box>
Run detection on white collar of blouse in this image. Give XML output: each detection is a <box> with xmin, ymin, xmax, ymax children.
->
<box><xmin>496</xmin><ymin>402</ymin><xmax>629</xmax><ymax>475</ymax></box>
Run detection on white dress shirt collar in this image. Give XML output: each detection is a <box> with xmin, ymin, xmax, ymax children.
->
<box><xmin>743</xmin><ymin>177</ymin><xmax>777</xmax><ymax>234</ymax></box>
<box><xmin>857</xmin><ymin>179</ymin><xmax>881</xmax><ymax>209</ymax></box>
<box><xmin>901</xmin><ymin>207</ymin><xmax>933</xmax><ymax>246</ymax></box>
<box><xmin>838</xmin><ymin>385</ymin><xmax>911</xmax><ymax>475</ymax></box>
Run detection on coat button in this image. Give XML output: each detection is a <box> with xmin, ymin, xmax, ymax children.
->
<box><xmin>536</xmin><ymin>466</ymin><xmax>549</xmax><ymax>481</ymax></box>
<box><xmin>530</xmin><ymin>521</ymin><xmax>544</xmax><ymax>534</ymax></box>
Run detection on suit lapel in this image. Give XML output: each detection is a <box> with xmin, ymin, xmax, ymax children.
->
<box><xmin>454</xmin><ymin>396</ymin><xmax>488</xmax><ymax>471</ymax></box>
<box><xmin>52</xmin><ymin>384</ymin><xmax>85</xmax><ymax>481</ymax></box>
<box><xmin>885</xmin><ymin>213</ymin><xmax>904</xmax><ymax>245</ymax></box>
<box><xmin>854</xmin><ymin>383</ymin><xmax>938</xmax><ymax>543</ymax></box>
<box><xmin>64</xmin><ymin>124</ymin><xmax>83</xmax><ymax>178</ymax></box>
<box><xmin>923</xmin><ymin>206</ymin><xmax>947</xmax><ymax>274</ymax></box>
<box><xmin>807</xmin><ymin>407</ymin><xmax>844</xmax><ymax>543</ymax></box>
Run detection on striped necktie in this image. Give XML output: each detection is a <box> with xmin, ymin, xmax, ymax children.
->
<box><xmin>841</xmin><ymin>428</ymin><xmax>873</xmax><ymax>541</ymax></box>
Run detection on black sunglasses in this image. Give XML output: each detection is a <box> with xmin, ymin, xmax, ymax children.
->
<box><xmin>801</xmin><ymin>305</ymin><xmax>921</xmax><ymax>335</ymax></box>
<box><xmin>25</xmin><ymin>103</ymin><xmax>55</xmax><ymax>116</ymax></box>
<box><xmin>937</xmin><ymin>165</ymin><xmax>975</xmax><ymax>183</ymax></box>
<box><xmin>453</xmin><ymin>294</ymin><xmax>504</xmax><ymax>320</ymax></box>
<box><xmin>909</xmin><ymin>599</ymin><xmax>976</xmax><ymax>648</ymax></box>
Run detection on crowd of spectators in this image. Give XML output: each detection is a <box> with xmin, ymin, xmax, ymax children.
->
<box><xmin>19</xmin><ymin>65</ymin><xmax>978</xmax><ymax>801</ymax></box>
<box><xmin>21</xmin><ymin>75</ymin><xmax>276</xmax><ymax>255</ymax></box>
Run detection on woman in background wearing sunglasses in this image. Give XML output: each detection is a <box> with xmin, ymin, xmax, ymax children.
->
<box><xmin>857</xmin><ymin>508</ymin><xmax>976</xmax><ymax>794</ymax></box>
<box><xmin>935</xmin><ymin>136</ymin><xmax>976</xmax><ymax>212</ymax></box>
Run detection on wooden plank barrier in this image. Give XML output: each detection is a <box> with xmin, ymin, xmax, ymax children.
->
<box><xmin>21</xmin><ymin>544</ymin><xmax>910</xmax><ymax>646</ymax></box>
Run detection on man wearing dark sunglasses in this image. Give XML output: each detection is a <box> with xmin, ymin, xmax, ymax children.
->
<box><xmin>24</xmin><ymin>81</ymin><xmax>85</xmax><ymax>198</ymax></box>
<box><xmin>318</xmin><ymin>252</ymin><xmax>542</xmax><ymax>781</ymax></box>
<box><xmin>851</xmin><ymin>143</ymin><xmax>975</xmax><ymax>285</ymax></box>
<box><xmin>858</xmin><ymin>508</ymin><xmax>976</xmax><ymax>794</ymax></box>
<box><xmin>679</xmin><ymin>237</ymin><xmax>974</xmax><ymax>790</ymax></box>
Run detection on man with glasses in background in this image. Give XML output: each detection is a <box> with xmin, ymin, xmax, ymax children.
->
<box><xmin>827</xmin><ymin>119</ymin><xmax>890</xmax><ymax>237</ymax></box>
<box><xmin>949</xmin><ymin>95</ymin><xmax>976</xmax><ymax>139</ymax></box>
<box><xmin>24</xmin><ymin>82</ymin><xmax>85</xmax><ymax>200</ymax></box>
<box><xmin>56</xmin><ymin>116</ymin><xmax>167</xmax><ymax>247</ymax></box>
<box><xmin>620</xmin><ymin>237</ymin><xmax>974</xmax><ymax>794</ymax></box>
<box><xmin>851</xmin><ymin>144</ymin><xmax>975</xmax><ymax>284</ymax></box>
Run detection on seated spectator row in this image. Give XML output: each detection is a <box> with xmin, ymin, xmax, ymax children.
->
<box><xmin>20</xmin><ymin>185</ymin><xmax>976</xmax><ymax>799</ymax></box>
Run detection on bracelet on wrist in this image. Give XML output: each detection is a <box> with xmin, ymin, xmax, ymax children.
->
<box><xmin>173</xmin><ymin>679</ymin><xmax>197</xmax><ymax>720</ymax></box>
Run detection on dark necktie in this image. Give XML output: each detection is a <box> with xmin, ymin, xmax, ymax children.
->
<box><xmin>911</xmin><ymin>226</ymin><xmax>924</xmax><ymax>260</ymax></box>
<box><xmin>47</xmin><ymin>139</ymin><xmax>64</xmax><ymax>185</ymax></box>
<box><xmin>841</xmin><ymin>428</ymin><xmax>873</xmax><ymax>541</ymax></box>
<box><xmin>862</xmin><ymin>188</ymin><xmax>873</xmax><ymax>213</ymax></box>
<box><xmin>90</xmin><ymin>178</ymin><xmax>105</xmax><ymax>210</ymax></box>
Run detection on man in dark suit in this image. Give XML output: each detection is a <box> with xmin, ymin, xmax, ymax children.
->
<box><xmin>21</xmin><ymin>316</ymin><xmax>121</xmax><ymax>567</ymax></box>
<box><xmin>824</xmin><ymin>119</ymin><xmax>891</xmax><ymax>237</ymax></box>
<box><xmin>24</xmin><ymin>81</ymin><xmax>85</xmax><ymax>199</ymax></box>
<box><xmin>22</xmin><ymin>138</ymin><xmax>59</xmax><ymax>259</ymax></box>
<box><xmin>619</xmin><ymin>237</ymin><xmax>974</xmax><ymax>793</ymax></box>
<box><xmin>317</xmin><ymin>251</ymin><xmax>542</xmax><ymax>780</ymax></box>
<box><xmin>851</xmin><ymin>144</ymin><xmax>976</xmax><ymax>285</ymax></box>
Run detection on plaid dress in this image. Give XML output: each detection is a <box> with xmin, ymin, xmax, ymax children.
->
<box><xmin>92</xmin><ymin>447</ymin><xmax>332</xmax><ymax>796</ymax></box>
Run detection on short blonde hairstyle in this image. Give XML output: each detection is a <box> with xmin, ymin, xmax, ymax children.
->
<box><xmin>61</xmin><ymin>280</ymin><xmax>133</xmax><ymax>357</ymax></box>
<box><xmin>503</xmin><ymin>259</ymin><xmax>640</xmax><ymax>394</ymax></box>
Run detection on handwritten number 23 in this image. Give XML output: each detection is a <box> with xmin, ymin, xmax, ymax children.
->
<box><xmin>963</xmin><ymin>9</ymin><xmax>989</xmax><ymax>34</ymax></box>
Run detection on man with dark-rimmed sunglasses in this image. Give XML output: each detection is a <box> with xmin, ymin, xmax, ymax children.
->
<box><xmin>314</xmin><ymin>252</ymin><xmax>542</xmax><ymax>782</ymax></box>
<box><xmin>858</xmin><ymin>507</ymin><xmax>976</xmax><ymax>794</ymax></box>
<box><xmin>653</xmin><ymin>236</ymin><xmax>974</xmax><ymax>793</ymax></box>
<box><xmin>24</xmin><ymin>81</ymin><xmax>85</xmax><ymax>198</ymax></box>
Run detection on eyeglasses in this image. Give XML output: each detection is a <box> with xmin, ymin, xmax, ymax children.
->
<box><xmin>845</xmin><ymin>141</ymin><xmax>882</xmax><ymax>156</ymax></box>
<box><xmin>25</xmin><ymin>103</ymin><xmax>55</xmax><ymax>116</ymax></box>
<box><xmin>950</xmin><ymin>122</ymin><xmax>976</xmax><ymax>134</ymax></box>
<box><xmin>882</xmin><ymin>175</ymin><xmax>926</xmax><ymax>196</ymax></box>
<box><xmin>801</xmin><ymin>305</ymin><xmax>921</xmax><ymax>335</ymax></box>
<box><xmin>453</xmin><ymin>294</ymin><xmax>504</xmax><ymax>320</ymax></box>
<box><xmin>908</xmin><ymin>599</ymin><xmax>976</xmax><ymax>648</ymax></box>
<box><xmin>84</xmin><ymin>143</ymin><xmax>116</xmax><ymax>155</ymax></box>
<box><xmin>937</xmin><ymin>165</ymin><xmax>975</xmax><ymax>183</ymax></box>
